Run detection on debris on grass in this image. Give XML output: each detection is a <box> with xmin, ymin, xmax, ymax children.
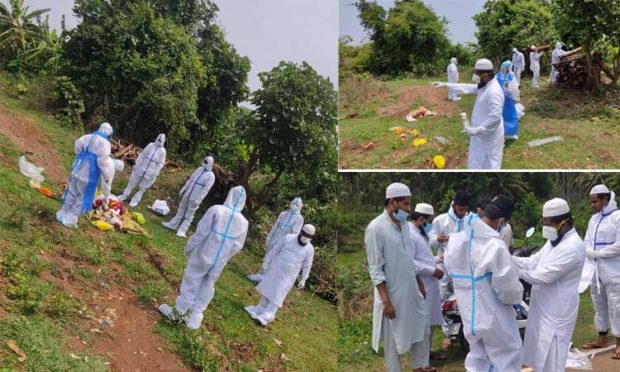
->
<box><xmin>6</xmin><ymin>340</ymin><xmax>27</xmax><ymax>362</ymax></box>
<box><xmin>435</xmin><ymin>136</ymin><xmax>450</xmax><ymax>145</ymax></box>
<box><xmin>527</xmin><ymin>136</ymin><xmax>563</xmax><ymax>148</ymax></box>
<box><xmin>363</xmin><ymin>142</ymin><xmax>375</xmax><ymax>150</ymax></box>
<box><xmin>412</xmin><ymin>138</ymin><xmax>428</xmax><ymax>148</ymax></box>
<box><xmin>433</xmin><ymin>155</ymin><xmax>446</xmax><ymax>169</ymax></box>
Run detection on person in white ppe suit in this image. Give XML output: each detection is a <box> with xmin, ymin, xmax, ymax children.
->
<box><xmin>57</xmin><ymin>122</ymin><xmax>115</xmax><ymax>228</ymax></box>
<box><xmin>118</xmin><ymin>133</ymin><xmax>166</xmax><ymax>207</ymax></box>
<box><xmin>511</xmin><ymin>48</ymin><xmax>525</xmax><ymax>84</ymax></box>
<box><xmin>247</xmin><ymin>197</ymin><xmax>304</xmax><ymax>283</ymax></box>
<box><xmin>432</xmin><ymin>59</ymin><xmax>505</xmax><ymax>169</ymax></box>
<box><xmin>447</xmin><ymin>57</ymin><xmax>460</xmax><ymax>101</ymax></box>
<box><xmin>162</xmin><ymin>156</ymin><xmax>215</xmax><ymax>238</ymax></box>
<box><xmin>512</xmin><ymin>198</ymin><xmax>586</xmax><ymax>372</ymax></box>
<box><xmin>581</xmin><ymin>184</ymin><xmax>620</xmax><ymax>359</ymax></box>
<box><xmin>428</xmin><ymin>191</ymin><xmax>469</xmax><ymax>344</ymax></box>
<box><xmin>366</xmin><ymin>183</ymin><xmax>433</xmax><ymax>372</ymax></box>
<box><xmin>245</xmin><ymin>224</ymin><xmax>315</xmax><ymax>326</ymax></box>
<box><xmin>529</xmin><ymin>45</ymin><xmax>544</xmax><ymax>88</ymax></box>
<box><xmin>159</xmin><ymin>186</ymin><xmax>248</xmax><ymax>330</ymax></box>
<box><xmin>444</xmin><ymin>195</ymin><xmax>523</xmax><ymax>372</ymax></box>
<box><xmin>409</xmin><ymin>203</ymin><xmax>446</xmax><ymax>362</ymax></box>
<box><xmin>550</xmin><ymin>42</ymin><xmax>566</xmax><ymax>84</ymax></box>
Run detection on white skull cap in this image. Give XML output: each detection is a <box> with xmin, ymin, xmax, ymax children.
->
<box><xmin>302</xmin><ymin>224</ymin><xmax>315</xmax><ymax>236</ymax></box>
<box><xmin>590</xmin><ymin>184</ymin><xmax>610</xmax><ymax>195</ymax></box>
<box><xmin>386</xmin><ymin>182</ymin><xmax>411</xmax><ymax>199</ymax></box>
<box><xmin>415</xmin><ymin>203</ymin><xmax>434</xmax><ymax>215</ymax></box>
<box><xmin>474</xmin><ymin>58</ymin><xmax>493</xmax><ymax>70</ymax></box>
<box><xmin>543</xmin><ymin>198</ymin><xmax>570</xmax><ymax>217</ymax></box>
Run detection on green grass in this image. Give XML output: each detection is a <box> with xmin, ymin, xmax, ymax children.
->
<box><xmin>0</xmin><ymin>87</ymin><xmax>337</xmax><ymax>371</ymax></box>
<box><xmin>337</xmin><ymin>212</ymin><xmax>598</xmax><ymax>371</ymax></box>
<box><xmin>339</xmin><ymin>75</ymin><xmax>620</xmax><ymax>169</ymax></box>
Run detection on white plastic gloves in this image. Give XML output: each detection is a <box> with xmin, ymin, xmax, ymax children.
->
<box><xmin>586</xmin><ymin>248</ymin><xmax>601</xmax><ymax>259</ymax></box>
<box><xmin>462</xmin><ymin>126</ymin><xmax>486</xmax><ymax>136</ymax></box>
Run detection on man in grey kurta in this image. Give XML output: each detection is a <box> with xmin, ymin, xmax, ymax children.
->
<box><xmin>365</xmin><ymin>182</ymin><xmax>430</xmax><ymax>372</ymax></box>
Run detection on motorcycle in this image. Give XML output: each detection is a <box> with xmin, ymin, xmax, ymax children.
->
<box><xmin>441</xmin><ymin>227</ymin><xmax>536</xmax><ymax>353</ymax></box>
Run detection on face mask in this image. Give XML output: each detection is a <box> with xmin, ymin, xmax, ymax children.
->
<box><xmin>542</xmin><ymin>225</ymin><xmax>558</xmax><ymax>241</ymax></box>
<box><xmin>472</xmin><ymin>74</ymin><xmax>480</xmax><ymax>83</ymax></box>
<box><xmin>393</xmin><ymin>208</ymin><xmax>409</xmax><ymax>222</ymax></box>
<box><xmin>423</xmin><ymin>222</ymin><xmax>433</xmax><ymax>234</ymax></box>
<box><xmin>300</xmin><ymin>236</ymin><xmax>311</xmax><ymax>245</ymax></box>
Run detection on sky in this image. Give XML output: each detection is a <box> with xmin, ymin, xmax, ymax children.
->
<box><xmin>1</xmin><ymin>0</ymin><xmax>338</xmax><ymax>92</ymax></box>
<box><xmin>339</xmin><ymin>0</ymin><xmax>486</xmax><ymax>45</ymax></box>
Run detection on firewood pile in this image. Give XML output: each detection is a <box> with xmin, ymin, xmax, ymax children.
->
<box><xmin>554</xmin><ymin>48</ymin><xmax>603</xmax><ymax>89</ymax></box>
<box><xmin>110</xmin><ymin>139</ymin><xmax>181</xmax><ymax>171</ymax></box>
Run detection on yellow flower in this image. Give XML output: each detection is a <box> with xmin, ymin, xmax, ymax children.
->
<box><xmin>412</xmin><ymin>138</ymin><xmax>428</xmax><ymax>148</ymax></box>
<box><xmin>433</xmin><ymin>155</ymin><xmax>446</xmax><ymax>169</ymax></box>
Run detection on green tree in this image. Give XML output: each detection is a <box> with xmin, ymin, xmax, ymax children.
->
<box><xmin>553</xmin><ymin>0</ymin><xmax>620</xmax><ymax>90</ymax></box>
<box><xmin>0</xmin><ymin>0</ymin><xmax>50</xmax><ymax>66</ymax></box>
<box><xmin>356</xmin><ymin>0</ymin><xmax>451</xmax><ymax>76</ymax></box>
<box><xmin>236</xmin><ymin>61</ymin><xmax>337</xmax><ymax>213</ymax></box>
<box><xmin>474</xmin><ymin>0</ymin><xmax>556</xmax><ymax>67</ymax></box>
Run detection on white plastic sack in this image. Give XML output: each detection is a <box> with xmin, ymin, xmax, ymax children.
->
<box><xmin>516</xmin><ymin>103</ymin><xmax>525</xmax><ymax>119</ymax></box>
<box><xmin>149</xmin><ymin>199</ymin><xmax>170</xmax><ymax>216</ymax></box>
<box><xmin>565</xmin><ymin>348</ymin><xmax>592</xmax><ymax>370</ymax></box>
<box><xmin>579</xmin><ymin>258</ymin><xmax>595</xmax><ymax>294</ymax></box>
<box><xmin>113</xmin><ymin>158</ymin><xmax>125</xmax><ymax>172</ymax></box>
<box><xmin>18</xmin><ymin>156</ymin><xmax>45</xmax><ymax>185</ymax></box>
<box><xmin>506</xmin><ymin>80</ymin><xmax>521</xmax><ymax>102</ymax></box>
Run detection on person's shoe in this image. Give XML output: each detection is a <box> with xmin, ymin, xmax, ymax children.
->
<box><xmin>184</xmin><ymin>310</ymin><xmax>203</xmax><ymax>330</ymax></box>
<box><xmin>244</xmin><ymin>306</ymin><xmax>259</xmax><ymax>320</ymax></box>
<box><xmin>158</xmin><ymin>304</ymin><xmax>180</xmax><ymax>321</ymax></box>
<box><xmin>176</xmin><ymin>230</ymin><xmax>187</xmax><ymax>239</ymax></box>
<box><xmin>247</xmin><ymin>273</ymin><xmax>263</xmax><ymax>282</ymax></box>
<box><xmin>161</xmin><ymin>221</ymin><xmax>176</xmax><ymax>230</ymax></box>
<box><xmin>453</xmin><ymin>97</ymin><xmax>461</xmax><ymax>101</ymax></box>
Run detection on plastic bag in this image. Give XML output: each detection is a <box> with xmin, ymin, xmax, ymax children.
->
<box><xmin>92</xmin><ymin>220</ymin><xmax>114</xmax><ymax>231</ymax></box>
<box><xmin>506</xmin><ymin>81</ymin><xmax>520</xmax><ymax>102</ymax></box>
<box><xmin>132</xmin><ymin>212</ymin><xmax>145</xmax><ymax>225</ymax></box>
<box><xmin>516</xmin><ymin>103</ymin><xmax>525</xmax><ymax>119</ymax></box>
<box><xmin>113</xmin><ymin>158</ymin><xmax>124</xmax><ymax>172</ymax></box>
<box><xmin>565</xmin><ymin>348</ymin><xmax>592</xmax><ymax>370</ymax></box>
<box><xmin>149</xmin><ymin>199</ymin><xmax>170</xmax><ymax>216</ymax></box>
<box><xmin>18</xmin><ymin>156</ymin><xmax>45</xmax><ymax>185</ymax></box>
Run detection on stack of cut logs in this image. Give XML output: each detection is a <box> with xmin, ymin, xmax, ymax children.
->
<box><xmin>553</xmin><ymin>47</ymin><xmax>602</xmax><ymax>88</ymax></box>
<box><xmin>111</xmin><ymin>139</ymin><xmax>181</xmax><ymax>171</ymax></box>
<box><xmin>111</xmin><ymin>139</ymin><xmax>238</xmax><ymax>200</ymax></box>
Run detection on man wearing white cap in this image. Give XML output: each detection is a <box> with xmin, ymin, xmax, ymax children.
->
<box><xmin>431</xmin><ymin>58</ymin><xmax>505</xmax><ymax>169</ymax></box>
<box><xmin>409</xmin><ymin>203</ymin><xmax>445</xmax><ymax>363</ymax></box>
<box><xmin>511</xmin><ymin>48</ymin><xmax>525</xmax><ymax>84</ymax></box>
<box><xmin>245</xmin><ymin>224</ymin><xmax>316</xmax><ymax>326</ymax></box>
<box><xmin>529</xmin><ymin>45</ymin><xmax>544</xmax><ymax>88</ymax></box>
<box><xmin>365</xmin><ymin>183</ymin><xmax>431</xmax><ymax>372</ymax></box>
<box><xmin>444</xmin><ymin>195</ymin><xmax>523</xmax><ymax>372</ymax></box>
<box><xmin>512</xmin><ymin>198</ymin><xmax>585</xmax><ymax>372</ymax></box>
<box><xmin>581</xmin><ymin>185</ymin><xmax>620</xmax><ymax>359</ymax></box>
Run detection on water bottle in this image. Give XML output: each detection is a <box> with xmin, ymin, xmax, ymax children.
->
<box><xmin>460</xmin><ymin>112</ymin><xmax>470</xmax><ymax>130</ymax></box>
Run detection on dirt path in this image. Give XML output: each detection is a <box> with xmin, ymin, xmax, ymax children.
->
<box><xmin>0</xmin><ymin>105</ymin><xmax>68</xmax><ymax>185</ymax></box>
<box><xmin>40</xmin><ymin>250</ymin><xmax>190</xmax><ymax>372</ymax></box>
<box><xmin>378</xmin><ymin>85</ymin><xmax>460</xmax><ymax>119</ymax></box>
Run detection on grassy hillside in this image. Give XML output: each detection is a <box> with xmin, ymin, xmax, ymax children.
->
<box><xmin>0</xmin><ymin>88</ymin><xmax>336</xmax><ymax>371</ymax></box>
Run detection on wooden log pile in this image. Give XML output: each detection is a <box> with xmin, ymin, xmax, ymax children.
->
<box><xmin>110</xmin><ymin>139</ymin><xmax>181</xmax><ymax>171</ymax></box>
<box><xmin>554</xmin><ymin>48</ymin><xmax>602</xmax><ymax>89</ymax></box>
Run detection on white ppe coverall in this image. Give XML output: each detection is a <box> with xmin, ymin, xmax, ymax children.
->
<box><xmin>512</xmin><ymin>51</ymin><xmax>525</xmax><ymax>84</ymax></box>
<box><xmin>167</xmin><ymin>186</ymin><xmax>248</xmax><ymax>330</ymax></box>
<box><xmin>512</xmin><ymin>228</ymin><xmax>585</xmax><ymax>372</ymax></box>
<box><xmin>118</xmin><ymin>134</ymin><xmax>166</xmax><ymax>207</ymax></box>
<box><xmin>444</xmin><ymin>215</ymin><xmax>523</xmax><ymax>372</ymax></box>
<box><xmin>162</xmin><ymin>161</ymin><xmax>215</xmax><ymax>237</ymax></box>
<box><xmin>583</xmin><ymin>195</ymin><xmax>620</xmax><ymax>337</ymax></box>
<box><xmin>442</xmin><ymin>79</ymin><xmax>505</xmax><ymax>169</ymax></box>
<box><xmin>366</xmin><ymin>211</ymin><xmax>428</xmax><ymax>372</ymax></box>
<box><xmin>550</xmin><ymin>46</ymin><xmax>566</xmax><ymax>83</ymax></box>
<box><xmin>57</xmin><ymin>124</ymin><xmax>114</xmax><ymax>228</ymax></box>
<box><xmin>530</xmin><ymin>51</ymin><xmax>543</xmax><ymax>88</ymax></box>
<box><xmin>247</xmin><ymin>233</ymin><xmax>314</xmax><ymax>326</ymax></box>
<box><xmin>447</xmin><ymin>58</ymin><xmax>460</xmax><ymax>101</ymax></box>
<box><xmin>410</xmin><ymin>223</ymin><xmax>443</xmax><ymax>327</ymax></box>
